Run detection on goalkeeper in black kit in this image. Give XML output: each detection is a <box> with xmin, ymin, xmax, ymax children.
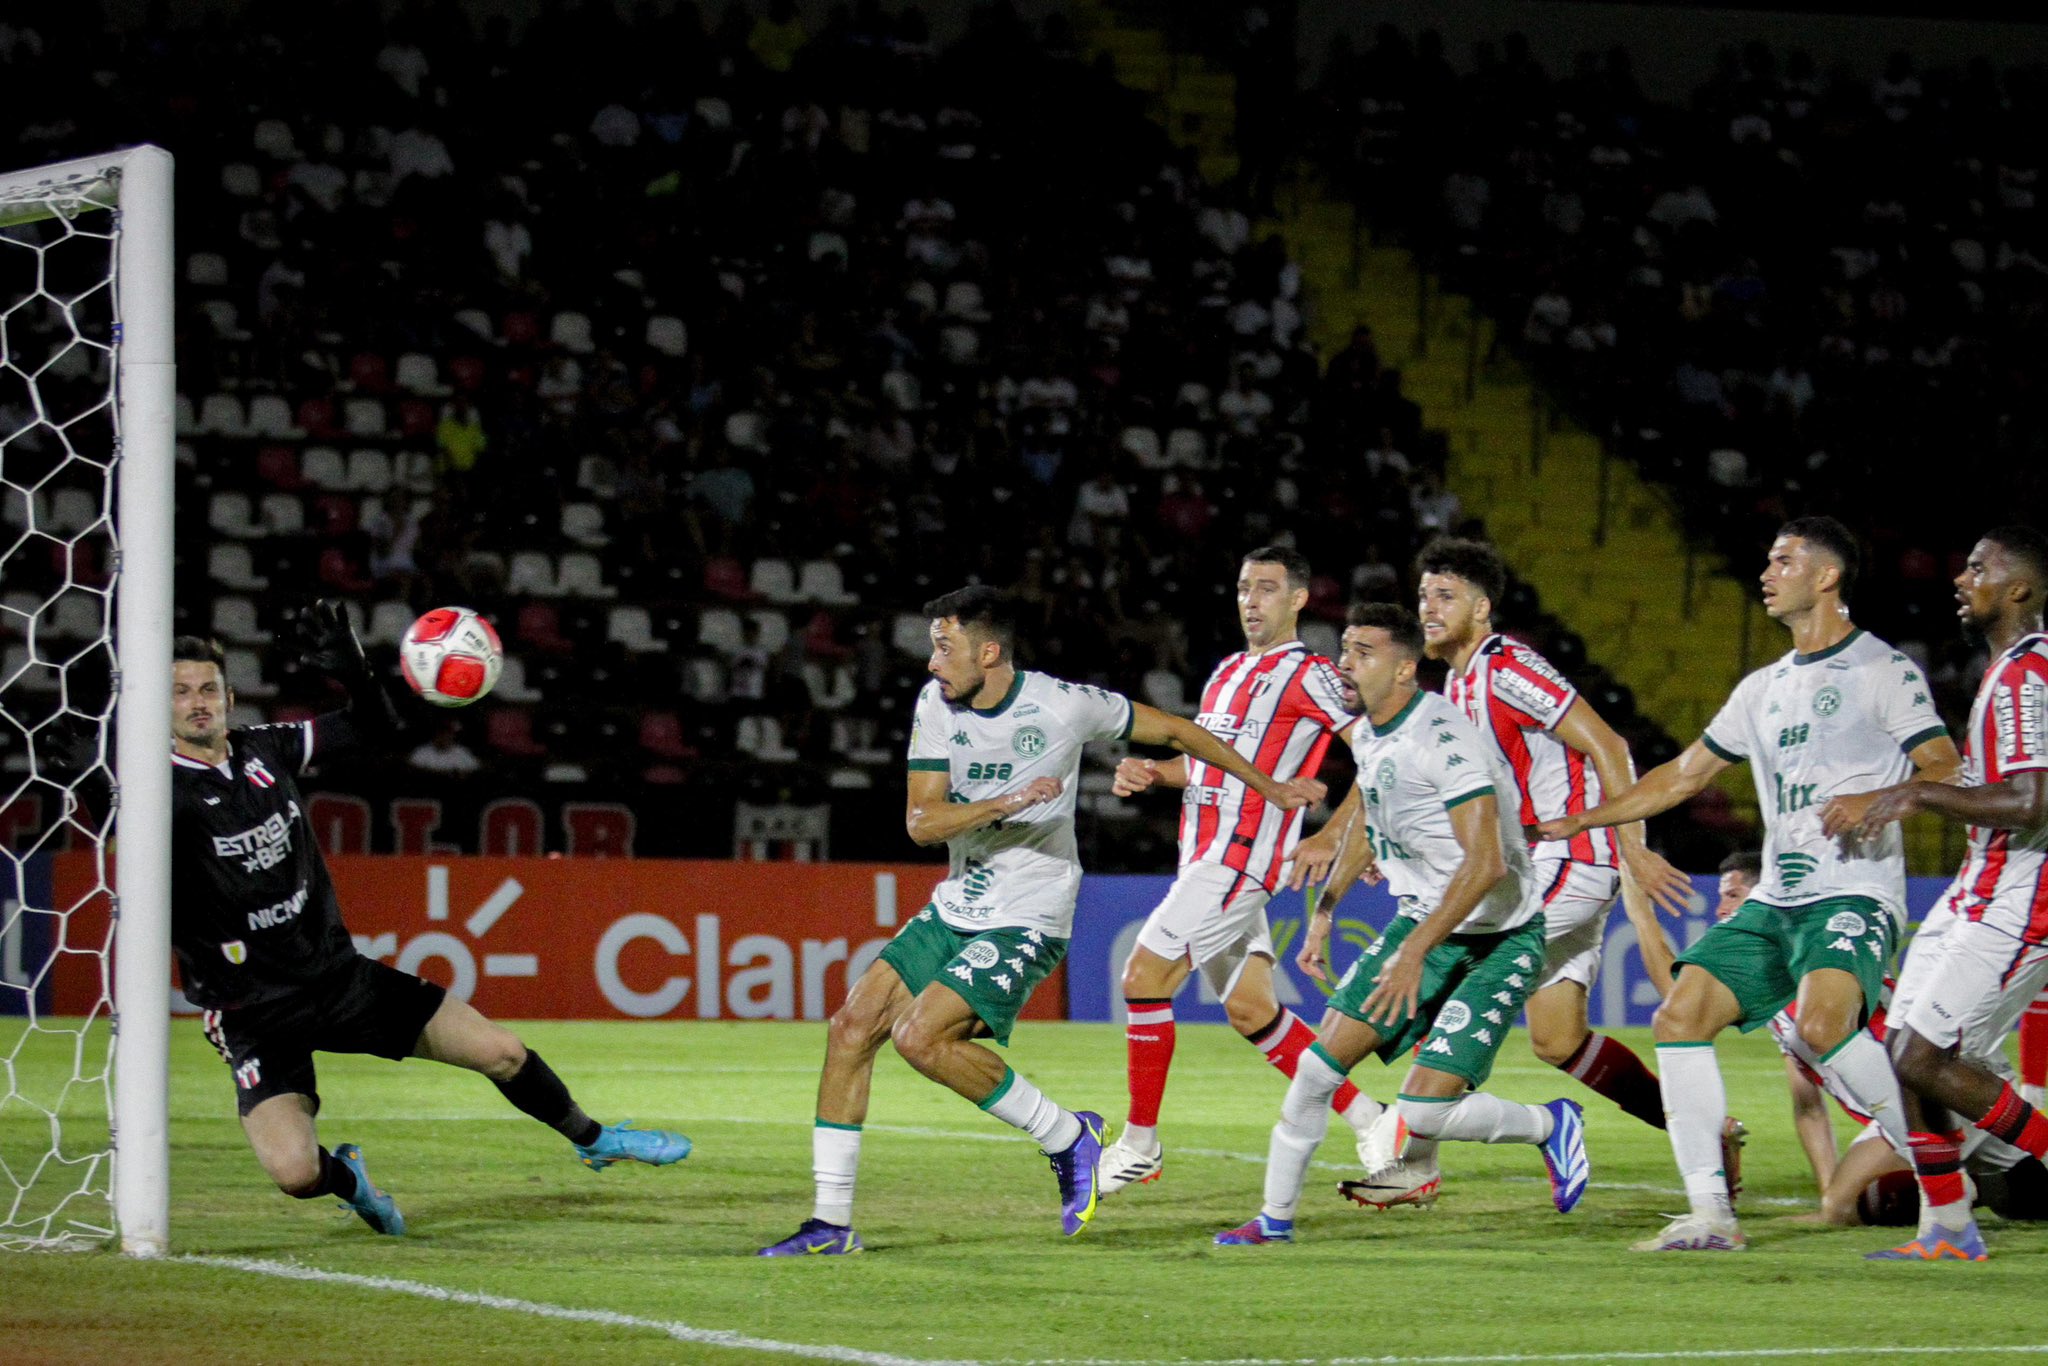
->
<box><xmin>171</xmin><ymin>603</ymin><xmax>689</xmax><ymax>1235</ymax></box>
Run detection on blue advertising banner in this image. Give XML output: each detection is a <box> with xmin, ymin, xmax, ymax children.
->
<box><xmin>0</xmin><ymin>852</ymin><xmax>54</xmax><ymax>1017</ymax></box>
<box><xmin>1068</xmin><ymin>873</ymin><xmax>1959</xmax><ymax>1026</ymax></box>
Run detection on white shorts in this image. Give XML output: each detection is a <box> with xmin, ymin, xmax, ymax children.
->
<box><xmin>1893</xmin><ymin>906</ymin><xmax>2048</xmax><ymax>1061</ymax></box>
<box><xmin>1133</xmin><ymin>862</ymin><xmax>1274</xmax><ymax>1000</ymax></box>
<box><xmin>1531</xmin><ymin>859</ymin><xmax>1621</xmax><ymax>993</ymax></box>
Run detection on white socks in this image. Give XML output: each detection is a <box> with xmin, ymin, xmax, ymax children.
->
<box><xmin>1397</xmin><ymin>1092</ymin><xmax>1550</xmax><ymax>1144</ymax></box>
<box><xmin>1263</xmin><ymin>1045</ymin><xmax>1344</xmax><ymax>1222</ymax></box>
<box><xmin>812</xmin><ymin>1122</ymin><xmax>861</xmax><ymax>1226</ymax></box>
<box><xmin>1817</xmin><ymin>1030</ymin><xmax>1909</xmax><ymax>1157</ymax></box>
<box><xmin>981</xmin><ymin>1068</ymin><xmax>1082</xmax><ymax>1153</ymax></box>
<box><xmin>1121</xmin><ymin>1123</ymin><xmax>1158</xmax><ymax>1152</ymax></box>
<box><xmin>1340</xmin><ymin>1087</ymin><xmax>1386</xmax><ymax>1136</ymax></box>
<box><xmin>1657</xmin><ymin>1042</ymin><xmax>1733</xmax><ymax>1219</ymax></box>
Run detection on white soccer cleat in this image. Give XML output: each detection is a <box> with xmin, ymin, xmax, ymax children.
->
<box><xmin>1356</xmin><ymin>1107</ymin><xmax>1409</xmax><ymax>1177</ymax></box>
<box><xmin>1630</xmin><ymin>1213</ymin><xmax>1747</xmax><ymax>1252</ymax></box>
<box><xmin>1339</xmin><ymin>1160</ymin><xmax>1442</xmax><ymax>1210</ymax></box>
<box><xmin>1096</xmin><ymin>1132</ymin><xmax>1164</xmax><ymax>1196</ymax></box>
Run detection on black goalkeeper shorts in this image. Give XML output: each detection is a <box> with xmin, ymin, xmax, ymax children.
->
<box><xmin>202</xmin><ymin>956</ymin><xmax>447</xmax><ymax>1117</ymax></box>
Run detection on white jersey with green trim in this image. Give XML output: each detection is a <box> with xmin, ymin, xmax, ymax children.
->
<box><xmin>906</xmin><ymin>670</ymin><xmax>1135</xmax><ymax>936</ymax></box>
<box><xmin>1701</xmin><ymin>628</ymin><xmax>1948</xmax><ymax>923</ymax></box>
<box><xmin>1348</xmin><ymin>689</ymin><xmax>1539</xmax><ymax>934</ymax></box>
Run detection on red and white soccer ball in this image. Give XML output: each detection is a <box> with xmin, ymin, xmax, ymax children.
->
<box><xmin>399</xmin><ymin>606</ymin><xmax>504</xmax><ymax>707</ymax></box>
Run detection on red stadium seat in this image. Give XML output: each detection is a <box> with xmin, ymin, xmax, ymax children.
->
<box><xmin>501</xmin><ymin>311</ymin><xmax>541</xmax><ymax>347</ymax></box>
<box><xmin>347</xmin><ymin>351</ymin><xmax>390</xmax><ymax>394</ymax></box>
<box><xmin>486</xmin><ymin>708</ymin><xmax>548</xmax><ymax>759</ymax></box>
<box><xmin>255</xmin><ymin>445</ymin><xmax>302</xmax><ymax>490</ymax></box>
<box><xmin>448</xmin><ymin>355</ymin><xmax>487</xmax><ymax>392</ymax></box>
<box><xmin>294</xmin><ymin>397</ymin><xmax>339</xmax><ymax>438</ymax></box>
<box><xmin>313</xmin><ymin>494</ymin><xmax>358</xmax><ymax>536</ymax></box>
<box><xmin>397</xmin><ymin>398</ymin><xmax>436</xmax><ymax>439</ymax></box>
<box><xmin>638</xmin><ymin>710</ymin><xmax>694</xmax><ymax>759</ymax></box>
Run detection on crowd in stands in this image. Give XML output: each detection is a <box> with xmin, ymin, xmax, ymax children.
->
<box><xmin>3</xmin><ymin>2</ymin><xmax>1506</xmax><ymax>864</ymax></box>
<box><xmin>1309</xmin><ymin>24</ymin><xmax>2048</xmax><ymax>726</ymax></box>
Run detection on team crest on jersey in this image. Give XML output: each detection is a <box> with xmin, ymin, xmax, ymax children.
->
<box><xmin>1436</xmin><ymin>1001</ymin><xmax>1472</xmax><ymax>1032</ymax></box>
<box><xmin>1812</xmin><ymin>687</ymin><xmax>1843</xmax><ymax>717</ymax></box>
<box><xmin>244</xmin><ymin>757</ymin><xmax>277</xmax><ymax>788</ymax></box>
<box><xmin>1012</xmin><ymin>726</ymin><xmax>1048</xmax><ymax>759</ymax></box>
<box><xmin>1375</xmin><ymin>759</ymin><xmax>1396</xmax><ymax>793</ymax></box>
<box><xmin>1825</xmin><ymin>910</ymin><xmax>1868</xmax><ymax>937</ymax></box>
<box><xmin>221</xmin><ymin>940</ymin><xmax>247</xmax><ymax>964</ymax></box>
<box><xmin>961</xmin><ymin>941</ymin><xmax>1002</xmax><ymax>970</ymax></box>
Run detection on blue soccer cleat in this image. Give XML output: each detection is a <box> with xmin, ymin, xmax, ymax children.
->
<box><xmin>1047</xmin><ymin>1111</ymin><xmax>1106</xmax><ymax>1235</ymax></box>
<box><xmin>758</xmin><ymin>1218</ymin><xmax>864</xmax><ymax>1257</ymax></box>
<box><xmin>1866</xmin><ymin>1221</ymin><xmax>1989</xmax><ymax>1262</ymax></box>
<box><xmin>1214</xmin><ymin>1213</ymin><xmax>1294</xmax><ymax>1245</ymax></box>
<box><xmin>333</xmin><ymin>1142</ymin><xmax>405</xmax><ymax>1236</ymax></box>
<box><xmin>1539</xmin><ymin>1098</ymin><xmax>1590</xmax><ymax>1213</ymax></box>
<box><xmin>575</xmin><ymin>1120</ymin><xmax>692</xmax><ymax>1171</ymax></box>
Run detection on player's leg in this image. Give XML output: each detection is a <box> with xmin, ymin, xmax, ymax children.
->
<box><xmin>1223</xmin><ymin>951</ymin><xmax>1383</xmax><ymax>1139</ymax></box>
<box><xmin>2020</xmin><ymin>989</ymin><xmax>2048</xmax><ymax>1108</ymax></box>
<box><xmin>410</xmin><ymin>985</ymin><xmax>690</xmax><ymax>1170</ymax></box>
<box><xmin>1527</xmin><ymin>869</ymin><xmax>1665</xmax><ymax>1129</ymax></box>
<box><xmin>1111</xmin><ymin>937</ymin><xmax>1192</xmax><ymax>1186</ymax></box>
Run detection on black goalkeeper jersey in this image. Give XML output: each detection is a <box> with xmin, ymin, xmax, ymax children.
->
<box><xmin>171</xmin><ymin>715</ymin><xmax>359</xmax><ymax>1009</ymax></box>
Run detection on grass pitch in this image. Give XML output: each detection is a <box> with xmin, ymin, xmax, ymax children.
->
<box><xmin>5</xmin><ymin>1018</ymin><xmax>2048</xmax><ymax>1364</ymax></box>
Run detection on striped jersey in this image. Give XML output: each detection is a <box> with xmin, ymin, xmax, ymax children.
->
<box><xmin>1177</xmin><ymin>641</ymin><xmax>1352</xmax><ymax>892</ymax></box>
<box><xmin>1447</xmin><ymin>633</ymin><xmax>1614</xmax><ymax>867</ymax></box>
<box><xmin>1938</xmin><ymin>632</ymin><xmax>2048</xmax><ymax>942</ymax></box>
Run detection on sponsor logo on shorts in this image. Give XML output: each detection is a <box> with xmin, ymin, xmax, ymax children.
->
<box><xmin>961</xmin><ymin>941</ymin><xmax>1002</xmax><ymax>970</ymax></box>
<box><xmin>1825</xmin><ymin>910</ymin><xmax>1868</xmax><ymax>936</ymax></box>
<box><xmin>1812</xmin><ymin>686</ymin><xmax>1843</xmax><ymax>718</ymax></box>
<box><xmin>1437</xmin><ymin>1001</ymin><xmax>1472</xmax><ymax>1032</ymax></box>
<box><xmin>1012</xmin><ymin>726</ymin><xmax>1048</xmax><ymax>759</ymax></box>
<box><xmin>221</xmin><ymin>939</ymin><xmax>247</xmax><ymax>964</ymax></box>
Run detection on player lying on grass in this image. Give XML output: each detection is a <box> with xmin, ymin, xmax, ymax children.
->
<box><xmin>1538</xmin><ymin>516</ymin><xmax>1960</xmax><ymax>1252</ymax></box>
<box><xmin>173</xmin><ymin>612</ymin><xmax>688</xmax><ymax>1238</ymax></box>
<box><xmin>1824</xmin><ymin>525</ymin><xmax>2048</xmax><ymax>1261</ymax></box>
<box><xmin>759</xmin><ymin>588</ymin><xmax>1319</xmax><ymax>1255</ymax></box>
<box><xmin>1214</xmin><ymin>604</ymin><xmax>1590</xmax><ymax>1246</ymax></box>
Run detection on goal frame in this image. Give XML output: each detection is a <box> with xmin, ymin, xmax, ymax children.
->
<box><xmin>0</xmin><ymin>145</ymin><xmax>175</xmax><ymax>1257</ymax></box>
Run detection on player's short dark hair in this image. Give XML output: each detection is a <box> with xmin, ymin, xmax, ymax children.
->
<box><xmin>1718</xmin><ymin>849</ymin><xmax>1763</xmax><ymax>881</ymax></box>
<box><xmin>173</xmin><ymin>635</ymin><xmax>228</xmax><ymax>674</ymax></box>
<box><xmin>1413</xmin><ymin>535</ymin><xmax>1507</xmax><ymax>607</ymax></box>
<box><xmin>922</xmin><ymin>585</ymin><xmax>1017</xmax><ymax>659</ymax></box>
<box><xmin>1241</xmin><ymin>545</ymin><xmax>1311</xmax><ymax>591</ymax></box>
<box><xmin>1778</xmin><ymin>516</ymin><xmax>1861</xmax><ymax>601</ymax></box>
<box><xmin>1344</xmin><ymin>601</ymin><xmax>1425</xmax><ymax>660</ymax></box>
<box><xmin>1984</xmin><ymin>525</ymin><xmax>2048</xmax><ymax>592</ymax></box>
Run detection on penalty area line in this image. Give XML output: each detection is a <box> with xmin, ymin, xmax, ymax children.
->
<box><xmin>1025</xmin><ymin>1349</ymin><xmax>2048</xmax><ymax>1365</ymax></box>
<box><xmin>179</xmin><ymin>1255</ymin><xmax>971</xmax><ymax>1366</ymax></box>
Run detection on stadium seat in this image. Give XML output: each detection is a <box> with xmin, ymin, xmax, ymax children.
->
<box><xmin>251</xmin><ymin>118</ymin><xmax>299</xmax><ymax>160</ymax></box>
<box><xmin>448</xmin><ymin>355</ymin><xmax>487</xmax><ymax>391</ymax></box>
<box><xmin>557</xmin><ymin>552</ymin><xmax>615</xmax><ymax>599</ymax></box>
<box><xmin>802</xmin><ymin>661</ymin><xmax>855</xmax><ymax>710</ymax></box>
<box><xmin>501</xmin><ymin>311</ymin><xmax>541</xmax><ymax>347</ymax></box>
<box><xmin>208</xmin><ymin>491</ymin><xmax>261</xmax><ymax>539</ymax></box>
<box><xmin>299</xmin><ymin>446</ymin><xmax>347</xmax><ymax>491</ymax></box>
<box><xmin>201</xmin><ymin>300</ymin><xmax>250</xmax><ymax>340</ymax></box>
<box><xmin>881</xmin><ymin>367</ymin><xmax>922</xmax><ymax>410</ymax></box>
<box><xmin>682</xmin><ymin>655</ymin><xmax>726</xmax><ymax>702</ymax></box>
<box><xmin>364</xmin><ymin>599</ymin><xmax>412</xmax><ymax>647</ymax></box>
<box><xmin>259</xmin><ymin>492</ymin><xmax>305</xmax><ymax>536</ymax></box>
<box><xmin>891</xmin><ymin>613</ymin><xmax>931</xmax><ymax>658</ymax></box>
<box><xmin>396</xmin><ymin>399</ymin><xmax>436</xmax><ymax>439</ymax></box>
<box><xmin>0</xmin><ymin>647</ymin><xmax>56</xmax><ymax>695</ymax></box>
<box><xmin>696</xmin><ymin>608</ymin><xmax>746</xmax><ymax>656</ymax></box>
<box><xmin>490</xmin><ymin>654</ymin><xmax>540</xmax><ymax>703</ymax></box>
<box><xmin>220</xmin><ymin>163</ymin><xmax>262</xmax><ymax>198</ymax></box>
<box><xmin>645</xmin><ymin>315</ymin><xmax>687</xmax><ymax>357</ymax></box>
<box><xmin>942</xmin><ymin>281</ymin><xmax>990</xmax><ymax>320</ymax></box>
<box><xmin>723</xmin><ymin>410</ymin><xmax>769</xmax><ymax>453</ymax></box>
<box><xmin>561</xmin><ymin>502</ymin><xmax>608</xmax><ymax>548</ymax></box>
<box><xmin>796</xmin><ymin>559</ymin><xmax>857</xmax><ymax>605</ymax></box>
<box><xmin>246</xmin><ymin>395</ymin><xmax>302</xmax><ymax>439</ymax></box>
<box><xmin>196</xmin><ymin>394</ymin><xmax>249</xmax><ymax>437</ymax></box>
<box><xmin>1166</xmin><ymin>427</ymin><xmax>1209</xmax><ymax>467</ymax></box>
<box><xmin>486</xmin><ymin>707</ymin><xmax>548</xmax><ymax>759</ymax></box>
<box><xmin>210</xmin><ymin>596</ymin><xmax>265</xmax><ymax>644</ymax></box>
<box><xmin>575</xmin><ymin>454</ymin><xmax>618</xmax><ymax>498</ymax></box>
<box><xmin>1301</xmin><ymin>621</ymin><xmax>1339</xmax><ymax>660</ymax></box>
<box><xmin>342</xmin><ymin>398</ymin><xmax>387</xmax><ymax>439</ymax></box>
<box><xmin>736</xmin><ymin>715</ymin><xmax>799</xmax><ymax>762</ymax></box>
<box><xmin>295</xmin><ymin>397</ymin><xmax>340</xmax><ymax>437</ymax></box>
<box><xmin>831</xmin><ymin>716</ymin><xmax>891</xmax><ymax>764</ymax></box>
<box><xmin>1143</xmin><ymin>669</ymin><xmax>1191</xmax><ymax>715</ymax></box>
<box><xmin>606</xmin><ymin>605</ymin><xmax>668</xmax><ymax>653</ymax></box>
<box><xmin>639</xmin><ymin>711</ymin><xmax>693</xmax><ymax>760</ymax></box>
<box><xmin>749</xmin><ymin>610</ymin><xmax>790</xmax><ymax>653</ymax></box>
<box><xmin>394</xmin><ymin>352</ymin><xmax>450</xmax><ymax>396</ymax></box>
<box><xmin>749</xmin><ymin>558</ymin><xmax>799</xmax><ymax>603</ymax></box>
<box><xmin>506</xmin><ymin>551</ymin><xmax>559</xmax><ymax>597</ymax></box>
<box><xmin>938</xmin><ymin>323</ymin><xmax>980</xmax><ymax>365</ymax></box>
<box><xmin>703</xmin><ymin>555</ymin><xmax>754</xmax><ymax>602</ymax></box>
<box><xmin>224</xmin><ymin>647</ymin><xmax>276</xmax><ymax>698</ymax></box>
<box><xmin>344</xmin><ymin>447</ymin><xmax>394</xmax><ymax>492</ymax></box>
<box><xmin>346</xmin><ymin>352</ymin><xmax>390</xmax><ymax>394</ymax></box>
<box><xmin>393</xmin><ymin>449</ymin><xmax>436</xmax><ymax>493</ymax></box>
<box><xmin>45</xmin><ymin>592</ymin><xmax>102</xmax><ymax>641</ymax></box>
<box><xmin>185</xmin><ymin>252</ymin><xmax>229</xmax><ymax>288</ymax></box>
<box><xmin>46</xmin><ymin>489</ymin><xmax>98</xmax><ymax>534</ymax></box>
<box><xmin>254</xmin><ymin>445</ymin><xmax>302</xmax><ymax>489</ymax></box>
<box><xmin>1120</xmin><ymin>425</ymin><xmax>1162</xmax><ymax>465</ymax></box>
<box><xmin>453</xmin><ymin>308</ymin><xmax>494</xmax><ymax>342</ymax></box>
<box><xmin>549</xmin><ymin>311</ymin><xmax>596</xmax><ymax>354</ymax></box>
<box><xmin>174</xmin><ymin>394</ymin><xmax>198</xmax><ymax>435</ymax></box>
<box><xmin>1175</xmin><ymin>382</ymin><xmax>1213</xmax><ymax>416</ymax></box>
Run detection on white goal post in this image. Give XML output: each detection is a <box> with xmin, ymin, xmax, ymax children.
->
<box><xmin>0</xmin><ymin>145</ymin><xmax>174</xmax><ymax>1257</ymax></box>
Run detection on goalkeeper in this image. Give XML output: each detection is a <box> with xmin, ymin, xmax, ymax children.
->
<box><xmin>168</xmin><ymin>604</ymin><xmax>689</xmax><ymax>1236</ymax></box>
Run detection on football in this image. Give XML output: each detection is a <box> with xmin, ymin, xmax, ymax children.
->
<box><xmin>399</xmin><ymin>606</ymin><xmax>504</xmax><ymax>707</ymax></box>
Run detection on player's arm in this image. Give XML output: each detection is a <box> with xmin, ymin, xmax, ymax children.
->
<box><xmin>1823</xmin><ymin>731</ymin><xmax>2016</xmax><ymax>840</ymax></box>
<box><xmin>1359</xmin><ymin>790</ymin><xmax>1507</xmax><ymax>1024</ymax></box>
<box><xmin>1290</xmin><ymin>780</ymin><xmax>1368</xmax><ymax>891</ymax></box>
<box><xmin>296</xmin><ymin>598</ymin><xmax>405</xmax><ymax>756</ymax></box>
<box><xmin>1551</xmin><ymin>696</ymin><xmax>1693</xmax><ymax>915</ymax></box>
<box><xmin>1618</xmin><ymin>864</ymin><xmax>1676</xmax><ymax>996</ymax></box>
<box><xmin>1126</xmin><ymin>702</ymin><xmax>1322</xmax><ymax>810</ymax></box>
<box><xmin>904</xmin><ymin>768</ymin><xmax>1061</xmax><ymax>847</ymax></box>
<box><xmin>1786</xmin><ymin>1056</ymin><xmax>1839</xmax><ymax>1194</ymax></box>
<box><xmin>1534</xmin><ymin>737</ymin><xmax>1732</xmax><ymax>843</ymax></box>
<box><xmin>1111</xmin><ymin>754</ymin><xmax>1189</xmax><ymax>796</ymax></box>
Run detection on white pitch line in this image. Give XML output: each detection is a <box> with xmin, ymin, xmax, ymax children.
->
<box><xmin>181</xmin><ymin>1255</ymin><xmax>970</xmax><ymax>1366</ymax></box>
<box><xmin>1024</xmin><ymin>1350</ymin><xmax>2048</xmax><ymax>1366</ymax></box>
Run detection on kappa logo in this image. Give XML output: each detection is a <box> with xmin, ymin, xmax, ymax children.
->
<box><xmin>1425</xmin><ymin>1037</ymin><xmax>1455</xmax><ymax>1056</ymax></box>
<box><xmin>1491</xmin><ymin>990</ymin><xmax>1515</xmax><ymax>1006</ymax></box>
<box><xmin>1482</xmin><ymin>1009</ymin><xmax>1504</xmax><ymax>1025</ymax></box>
<box><xmin>1513</xmin><ymin>954</ymin><xmax>1535</xmax><ymax>971</ymax></box>
<box><xmin>1825</xmin><ymin>910</ymin><xmax>1868</xmax><ymax>937</ymax></box>
<box><xmin>1436</xmin><ymin>1001</ymin><xmax>1473</xmax><ymax>1032</ymax></box>
<box><xmin>1812</xmin><ymin>686</ymin><xmax>1844</xmax><ymax>718</ymax></box>
<box><xmin>947</xmin><ymin>963</ymin><xmax>975</xmax><ymax>983</ymax></box>
<box><xmin>1505</xmin><ymin>973</ymin><xmax>1525</xmax><ymax>989</ymax></box>
<box><xmin>1828</xmin><ymin>936</ymin><xmax>1855</xmax><ymax>953</ymax></box>
<box><xmin>992</xmin><ymin>973</ymin><xmax>1013</xmax><ymax>991</ymax></box>
<box><xmin>1005</xmin><ymin>956</ymin><xmax>1025</xmax><ymax>974</ymax></box>
<box><xmin>1012</xmin><ymin>726</ymin><xmax>1048</xmax><ymax>759</ymax></box>
<box><xmin>961</xmin><ymin>941</ymin><xmax>1002</xmax><ymax>970</ymax></box>
<box><xmin>1473</xmin><ymin>1028</ymin><xmax>1494</xmax><ymax>1045</ymax></box>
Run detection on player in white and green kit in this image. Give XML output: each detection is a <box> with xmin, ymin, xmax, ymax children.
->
<box><xmin>760</xmin><ymin>587</ymin><xmax>1319</xmax><ymax>1255</ymax></box>
<box><xmin>1215</xmin><ymin>604</ymin><xmax>1592</xmax><ymax>1245</ymax></box>
<box><xmin>1539</xmin><ymin>517</ymin><xmax>1962</xmax><ymax>1252</ymax></box>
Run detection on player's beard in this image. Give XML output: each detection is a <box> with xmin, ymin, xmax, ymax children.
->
<box><xmin>941</xmin><ymin>668</ymin><xmax>986</xmax><ymax>707</ymax></box>
<box><xmin>1958</xmin><ymin>610</ymin><xmax>1989</xmax><ymax>648</ymax></box>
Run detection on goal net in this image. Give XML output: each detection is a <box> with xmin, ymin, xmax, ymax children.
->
<box><xmin>0</xmin><ymin>147</ymin><xmax>173</xmax><ymax>1255</ymax></box>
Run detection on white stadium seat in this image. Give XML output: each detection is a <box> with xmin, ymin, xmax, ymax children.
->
<box><xmin>606</xmin><ymin>606</ymin><xmax>669</xmax><ymax>654</ymax></box>
<box><xmin>197</xmin><ymin>394</ymin><xmax>249</xmax><ymax>437</ymax></box>
<box><xmin>550</xmin><ymin>311</ymin><xmax>595</xmax><ymax>355</ymax></box>
<box><xmin>246</xmin><ymin>393</ymin><xmax>303</xmax><ymax>438</ymax></box>
<box><xmin>696</xmin><ymin>608</ymin><xmax>745</xmax><ymax>656</ymax></box>
<box><xmin>645</xmin><ymin>315</ymin><xmax>688</xmax><ymax>357</ymax></box>
<box><xmin>365</xmin><ymin>600</ymin><xmax>413</xmax><ymax>647</ymax></box>
<box><xmin>300</xmin><ymin>446</ymin><xmax>347</xmax><ymax>490</ymax></box>
<box><xmin>748</xmin><ymin>558</ymin><xmax>798</xmax><ymax>604</ymax></box>
<box><xmin>556</xmin><ymin>552</ymin><xmax>615</xmax><ymax>599</ymax></box>
<box><xmin>394</xmin><ymin>352</ymin><xmax>450</xmax><ymax>395</ymax></box>
<box><xmin>560</xmin><ymin>502</ymin><xmax>609</xmax><ymax>548</ymax></box>
<box><xmin>344</xmin><ymin>447</ymin><xmax>393</xmax><ymax>492</ymax></box>
<box><xmin>208</xmin><ymin>491</ymin><xmax>261</xmax><ymax>539</ymax></box>
<box><xmin>210</xmin><ymin>596</ymin><xmax>265</xmax><ymax>644</ymax></box>
<box><xmin>259</xmin><ymin>492</ymin><xmax>305</xmax><ymax>536</ymax></box>
<box><xmin>797</xmin><ymin>559</ymin><xmax>856</xmax><ymax>605</ymax></box>
<box><xmin>208</xmin><ymin>544</ymin><xmax>268</xmax><ymax>591</ymax></box>
<box><xmin>748</xmin><ymin>609</ymin><xmax>789</xmax><ymax>653</ymax></box>
<box><xmin>505</xmin><ymin>551</ymin><xmax>558</xmax><ymax>597</ymax></box>
<box><xmin>343</xmin><ymin>397</ymin><xmax>387</xmax><ymax>438</ymax></box>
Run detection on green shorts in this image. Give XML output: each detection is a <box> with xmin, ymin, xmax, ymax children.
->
<box><xmin>1328</xmin><ymin>912</ymin><xmax>1548</xmax><ymax>1088</ymax></box>
<box><xmin>1675</xmin><ymin>895</ymin><xmax>1894</xmax><ymax>1032</ymax></box>
<box><xmin>879</xmin><ymin>906</ymin><xmax>1065</xmax><ymax>1046</ymax></box>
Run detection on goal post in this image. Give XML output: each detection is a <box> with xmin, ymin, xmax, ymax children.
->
<box><xmin>0</xmin><ymin>145</ymin><xmax>174</xmax><ymax>1257</ymax></box>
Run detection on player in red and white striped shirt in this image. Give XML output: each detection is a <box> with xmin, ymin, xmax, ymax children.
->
<box><xmin>1098</xmin><ymin>547</ymin><xmax>1378</xmax><ymax>1195</ymax></box>
<box><xmin>1409</xmin><ymin>538</ymin><xmax>1693</xmax><ymax>1135</ymax></box>
<box><xmin>1826</xmin><ymin>525</ymin><xmax>2048</xmax><ymax>1258</ymax></box>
